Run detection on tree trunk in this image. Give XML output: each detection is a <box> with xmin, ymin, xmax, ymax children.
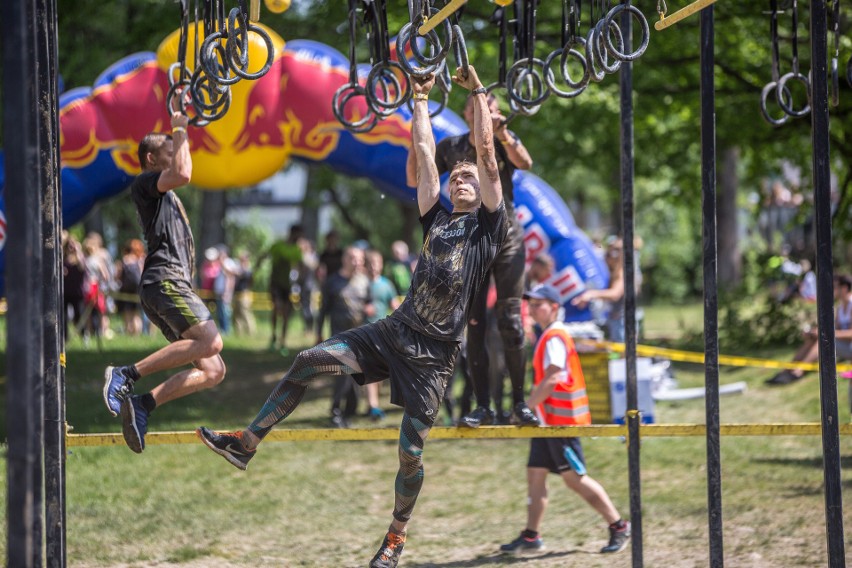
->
<box><xmin>718</xmin><ymin>146</ymin><xmax>741</xmax><ymax>289</ymax></box>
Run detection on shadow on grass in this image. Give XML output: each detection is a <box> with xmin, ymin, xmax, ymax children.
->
<box><xmin>753</xmin><ymin>455</ymin><xmax>852</xmax><ymax>470</ymax></box>
<box><xmin>752</xmin><ymin>455</ymin><xmax>852</xmax><ymax>492</ymax></box>
<box><xmin>407</xmin><ymin>550</ymin><xmax>584</xmax><ymax>567</ymax></box>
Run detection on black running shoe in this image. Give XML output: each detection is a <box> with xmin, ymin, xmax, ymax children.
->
<box><xmin>601</xmin><ymin>521</ymin><xmax>631</xmax><ymax>553</ymax></box>
<box><xmin>765</xmin><ymin>370</ymin><xmax>801</xmax><ymax>386</ymax></box>
<box><xmin>120</xmin><ymin>395</ymin><xmax>148</xmax><ymax>454</ymax></box>
<box><xmin>369</xmin><ymin>531</ymin><xmax>406</xmax><ymax>568</ymax></box>
<box><xmin>511</xmin><ymin>402</ymin><xmax>540</xmax><ymax>427</ymax></box>
<box><xmin>103</xmin><ymin>366</ymin><xmax>134</xmax><ymax>417</ymax></box>
<box><xmin>459</xmin><ymin>406</ymin><xmax>496</xmax><ymax>428</ymax></box>
<box><xmin>500</xmin><ymin>533</ymin><xmax>545</xmax><ymax>555</ymax></box>
<box><xmin>196</xmin><ymin>427</ymin><xmax>256</xmax><ymax>470</ymax></box>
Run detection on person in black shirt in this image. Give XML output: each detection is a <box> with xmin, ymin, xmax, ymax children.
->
<box><xmin>407</xmin><ymin>92</ymin><xmax>538</xmax><ymax>428</ymax></box>
<box><xmin>197</xmin><ymin>65</ymin><xmax>507</xmax><ymax>568</ymax></box>
<box><xmin>103</xmin><ymin>111</ymin><xmax>226</xmax><ymax>455</ymax></box>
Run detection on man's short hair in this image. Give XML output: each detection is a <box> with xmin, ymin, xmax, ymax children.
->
<box><xmin>449</xmin><ymin>160</ymin><xmax>477</xmax><ymax>177</ymax></box>
<box><xmin>835</xmin><ymin>274</ymin><xmax>852</xmax><ymax>290</ymax></box>
<box><xmin>137</xmin><ymin>132</ymin><xmax>172</xmax><ymax>171</ymax></box>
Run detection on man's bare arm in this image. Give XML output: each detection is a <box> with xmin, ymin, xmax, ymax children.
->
<box><xmin>452</xmin><ymin>66</ymin><xmax>502</xmax><ymax>212</ymax></box>
<box><xmin>410</xmin><ymin>74</ymin><xmax>440</xmax><ymax>216</ymax></box>
<box><xmin>405</xmin><ymin>146</ymin><xmax>418</xmax><ymax>188</ymax></box>
<box><xmin>157</xmin><ymin>112</ymin><xmax>192</xmax><ymax>193</ymax></box>
<box><xmin>496</xmin><ymin>125</ymin><xmax>533</xmax><ymax>170</ymax></box>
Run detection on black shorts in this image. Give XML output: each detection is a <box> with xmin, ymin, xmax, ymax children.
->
<box><xmin>528</xmin><ymin>437</ymin><xmax>587</xmax><ymax>475</ymax></box>
<box><xmin>337</xmin><ymin>317</ymin><xmax>459</xmax><ymax>424</ymax></box>
<box><xmin>139</xmin><ymin>279</ymin><xmax>212</xmax><ymax>342</ymax></box>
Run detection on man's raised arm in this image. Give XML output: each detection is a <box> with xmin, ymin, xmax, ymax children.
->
<box><xmin>409</xmin><ymin>74</ymin><xmax>440</xmax><ymax>216</ymax></box>
<box><xmin>157</xmin><ymin>111</ymin><xmax>192</xmax><ymax>193</ymax></box>
<box><xmin>451</xmin><ymin>65</ymin><xmax>502</xmax><ymax>212</ymax></box>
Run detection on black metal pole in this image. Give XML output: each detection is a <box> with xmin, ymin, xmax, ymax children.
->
<box><xmin>619</xmin><ymin>6</ymin><xmax>642</xmax><ymax>567</ymax></box>
<box><xmin>809</xmin><ymin>2</ymin><xmax>846</xmax><ymax>566</ymax></box>
<box><xmin>700</xmin><ymin>6</ymin><xmax>724</xmax><ymax>568</ymax></box>
<box><xmin>40</xmin><ymin>0</ymin><xmax>67</xmax><ymax>563</ymax></box>
<box><xmin>4</xmin><ymin>0</ymin><xmax>46</xmax><ymax>565</ymax></box>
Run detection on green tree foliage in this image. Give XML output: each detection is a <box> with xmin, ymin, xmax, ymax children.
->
<box><xmin>20</xmin><ymin>1</ymin><xmax>852</xmax><ymax>302</ymax></box>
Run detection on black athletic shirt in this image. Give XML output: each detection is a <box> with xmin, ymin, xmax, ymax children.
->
<box><xmin>391</xmin><ymin>201</ymin><xmax>508</xmax><ymax>342</ymax></box>
<box><xmin>131</xmin><ymin>171</ymin><xmax>195</xmax><ymax>286</ymax></box>
<box><xmin>435</xmin><ymin>134</ymin><xmax>517</xmax><ymax>217</ymax></box>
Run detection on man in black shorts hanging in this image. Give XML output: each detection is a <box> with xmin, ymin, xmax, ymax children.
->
<box><xmin>102</xmin><ymin>110</ymin><xmax>226</xmax><ymax>455</ymax></box>
<box><xmin>196</xmin><ymin>64</ymin><xmax>507</xmax><ymax>568</ymax></box>
<box><xmin>407</xmin><ymin>90</ymin><xmax>538</xmax><ymax>428</ymax></box>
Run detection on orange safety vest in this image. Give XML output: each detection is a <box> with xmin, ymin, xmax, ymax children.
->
<box><xmin>532</xmin><ymin>324</ymin><xmax>592</xmax><ymax>426</ymax></box>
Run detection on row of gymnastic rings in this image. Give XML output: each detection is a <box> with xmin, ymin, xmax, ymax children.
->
<box><xmin>333</xmin><ymin>0</ymin><xmax>469</xmax><ymax>132</ymax></box>
<box><xmin>167</xmin><ymin>0</ymin><xmax>275</xmax><ymax>126</ymax></box>
<box><xmin>492</xmin><ymin>1</ymin><xmax>650</xmax><ymax>119</ymax></box>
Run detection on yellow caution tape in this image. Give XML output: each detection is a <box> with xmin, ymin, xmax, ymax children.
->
<box><xmin>581</xmin><ymin>340</ymin><xmax>852</xmax><ymax>372</ymax></box>
<box><xmin>65</xmin><ymin>423</ymin><xmax>852</xmax><ymax>447</ymax></box>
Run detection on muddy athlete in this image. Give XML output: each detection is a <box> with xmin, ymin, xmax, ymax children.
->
<box><xmin>196</xmin><ymin>65</ymin><xmax>507</xmax><ymax>568</ymax></box>
<box><xmin>102</xmin><ymin>110</ymin><xmax>226</xmax><ymax>454</ymax></box>
<box><xmin>407</xmin><ymin>92</ymin><xmax>537</xmax><ymax>428</ymax></box>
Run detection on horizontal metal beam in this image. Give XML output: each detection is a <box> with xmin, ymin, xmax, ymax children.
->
<box><xmin>65</xmin><ymin>422</ymin><xmax>852</xmax><ymax>447</ymax></box>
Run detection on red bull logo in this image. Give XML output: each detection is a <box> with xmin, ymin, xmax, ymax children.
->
<box><xmin>57</xmin><ymin>26</ymin><xmax>412</xmax><ymax>191</ymax></box>
<box><xmin>59</xmin><ymin>62</ymin><xmax>170</xmax><ymax>174</ymax></box>
<box><xmin>60</xmin><ymin>58</ymin><xmax>222</xmax><ymax>176</ymax></box>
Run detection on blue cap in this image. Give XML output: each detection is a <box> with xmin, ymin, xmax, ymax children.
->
<box><xmin>523</xmin><ymin>284</ymin><xmax>561</xmax><ymax>304</ymax></box>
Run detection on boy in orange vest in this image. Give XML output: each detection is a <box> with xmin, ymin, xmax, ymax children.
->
<box><xmin>500</xmin><ymin>284</ymin><xmax>631</xmax><ymax>555</ymax></box>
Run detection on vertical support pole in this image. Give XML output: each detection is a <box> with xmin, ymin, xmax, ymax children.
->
<box><xmin>40</xmin><ymin>0</ymin><xmax>67</xmax><ymax>564</ymax></box>
<box><xmin>619</xmin><ymin>5</ymin><xmax>643</xmax><ymax>567</ymax></box>
<box><xmin>809</xmin><ymin>2</ymin><xmax>846</xmax><ymax>566</ymax></box>
<box><xmin>3</xmin><ymin>0</ymin><xmax>46</xmax><ymax>565</ymax></box>
<box><xmin>700</xmin><ymin>6</ymin><xmax>724</xmax><ymax>568</ymax></box>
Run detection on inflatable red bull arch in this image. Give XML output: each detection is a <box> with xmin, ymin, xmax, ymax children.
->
<box><xmin>0</xmin><ymin>26</ymin><xmax>608</xmax><ymax>320</ymax></box>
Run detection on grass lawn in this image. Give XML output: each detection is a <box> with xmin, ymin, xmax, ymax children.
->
<box><xmin>2</xmin><ymin>309</ymin><xmax>852</xmax><ymax>567</ymax></box>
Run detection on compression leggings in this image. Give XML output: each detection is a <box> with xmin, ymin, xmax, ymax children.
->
<box><xmin>394</xmin><ymin>413</ymin><xmax>431</xmax><ymax>523</ymax></box>
<box><xmin>247</xmin><ymin>339</ymin><xmax>360</xmax><ymax>439</ymax></box>
<box><xmin>246</xmin><ymin>339</ymin><xmax>432</xmax><ymax>524</ymax></box>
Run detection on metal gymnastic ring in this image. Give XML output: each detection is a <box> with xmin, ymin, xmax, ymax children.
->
<box><xmin>167</xmin><ymin>62</ymin><xmax>187</xmax><ymax>87</ymax></box>
<box><xmin>543</xmin><ymin>43</ymin><xmax>588</xmax><ymax>99</ymax></box>
<box><xmin>366</xmin><ymin>61</ymin><xmax>410</xmax><ymax>112</ymax></box>
<box><xmin>451</xmin><ymin>24</ymin><xmax>470</xmax><ymax>80</ymax></box>
<box><xmin>409</xmin><ymin>7</ymin><xmax>453</xmax><ymax>67</ymax></box>
<box><xmin>200</xmin><ymin>33</ymin><xmax>241</xmax><ymax>86</ymax></box>
<box><xmin>396</xmin><ymin>23</ymin><xmax>443</xmax><ymax>78</ymax></box>
<box><xmin>603</xmin><ymin>3</ymin><xmax>650</xmax><ymax>62</ymax></box>
<box><xmin>190</xmin><ymin>66</ymin><xmax>230</xmax><ymax>112</ymax></box>
<box><xmin>332</xmin><ymin>83</ymin><xmax>379</xmax><ymax>133</ymax></box>
<box><xmin>228</xmin><ymin>23</ymin><xmax>274</xmax><ymax>80</ymax></box>
<box><xmin>406</xmin><ymin>60</ymin><xmax>450</xmax><ymax>118</ymax></box>
<box><xmin>585</xmin><ymin>27</ymin><xmax>606</xmax><ymax>83</ymax></box>
<box><xmin>759</xmin><ymin>81</ymin><xmax>791</xmax><ymax>127</ymax></box>
<box><xmin>594</xmin><ymin>17</ymin><xmax>622</xmax><ymax>75</ymax></box>
<box><xmin>506</xmin><ymin>58</ymin><xmax>552</xmax><ymax>108</ymax></box>
<box><xmin>776</xmin><ymin>71</ymin><xmax>810</xmax><ymax>118</ymax></box>
<box><xmin>226</xmin><ymin>7</ymin><xmax>249</xmax><ymax>70</ymax></box>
